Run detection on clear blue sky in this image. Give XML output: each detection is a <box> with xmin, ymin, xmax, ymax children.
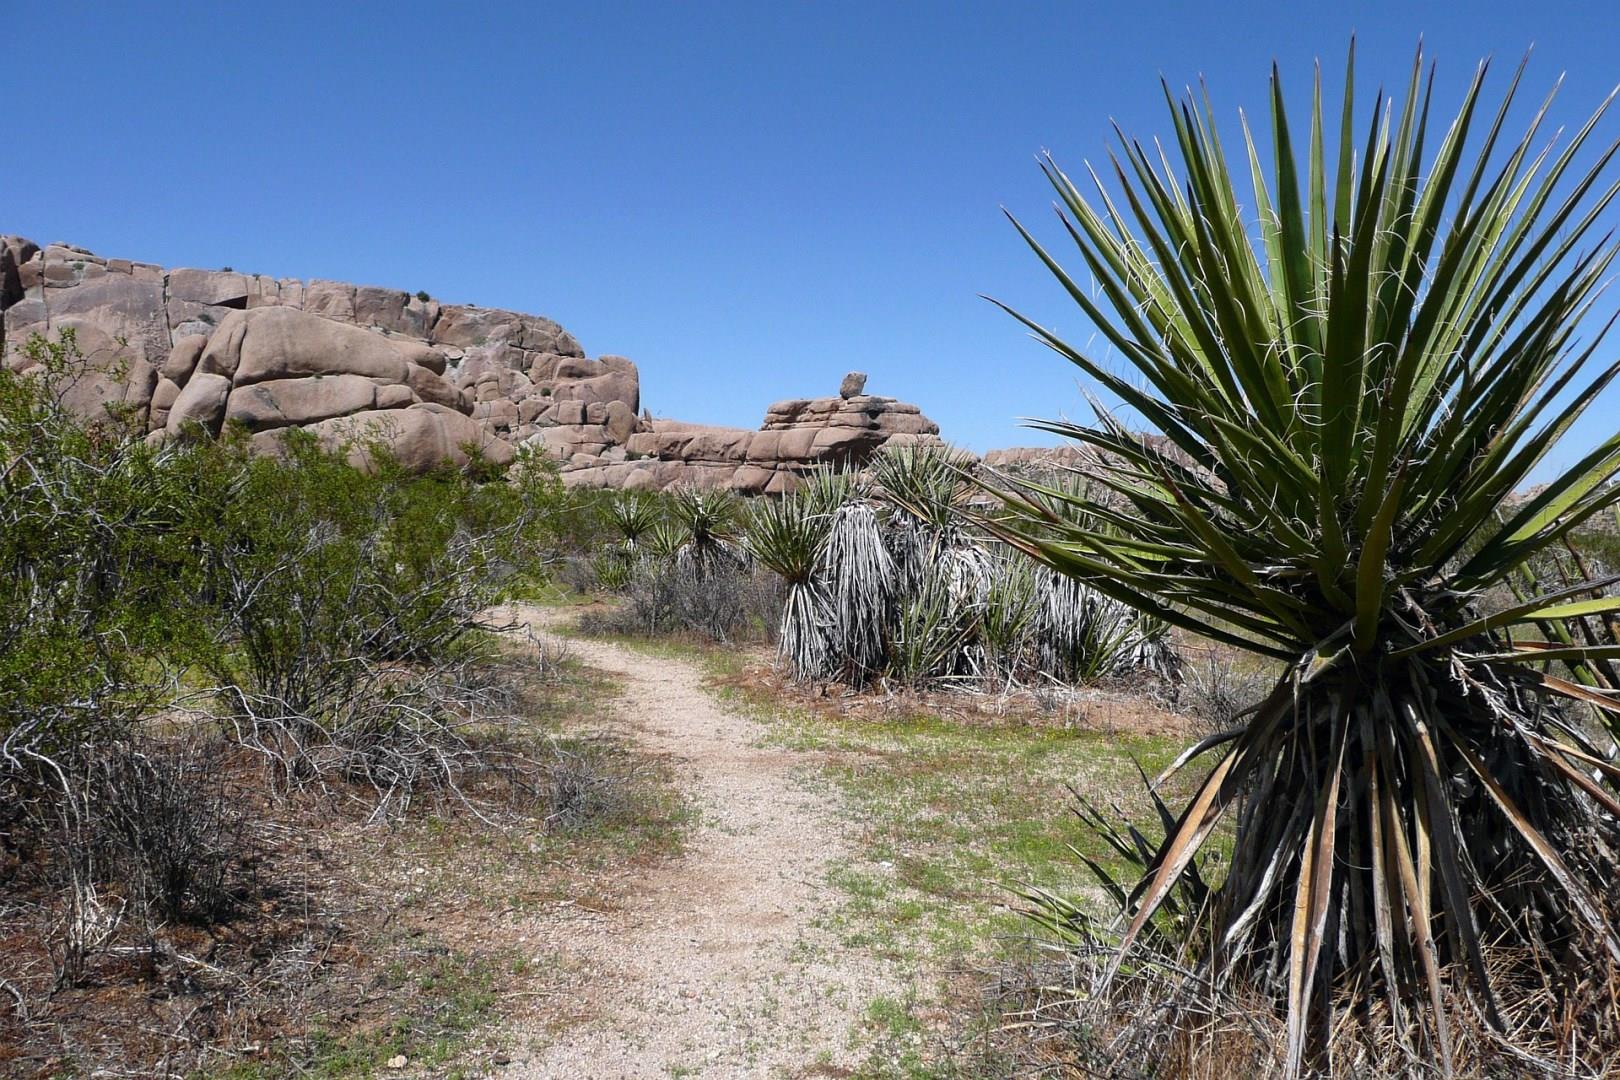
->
<box><xmin>10</xmin><ymin>2</ymin><xmax>1619</xmax><ymax>473</ymax></box>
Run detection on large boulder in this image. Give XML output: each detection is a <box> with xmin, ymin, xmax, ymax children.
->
<box><xmin>212</xmin><ymin>307</ymin><xmax>413</xmax><ymax>385</ymax></box>
<box><xmin>285</xmin><ymin>403</ymin><xmax>516</xmax><ymax>473</ymax></box>
<box><xmin>166</xmin><ymin>372</ymin><xmax>233</xmax><ymax>436</ymax></box>
<box><xmin>225</xmin><ymin>373</ymin><xmax>379</xmax><ymax>432</ymax></box>
<box><xmin>161</xmin><ymin>334</ymin><xmax>209</xmax><ymax>387</ymax></box>
<box><xmin>404</xmin><ymin>361</ymin><xmax>467</xmax><ymax>412</ymax></box>
<box><xmin>150</xmin><ymin>377</ymin><xmax>182</xmax><ymax>429</ymax></box>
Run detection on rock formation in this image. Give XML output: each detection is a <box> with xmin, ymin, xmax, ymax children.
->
<box><xmin>0</xmin><ymin>237</ymin><xmax>625</xmax><ymax>472</ymax></box>
<box><xmin>563</xmin><ymin>375</ymin><xmax>944</xmax><ymax>493</ymax></box>
<box><xmin>0</xmin><ymin>236</ymin><xmax>941</xmax><ymax>488</ymax></box>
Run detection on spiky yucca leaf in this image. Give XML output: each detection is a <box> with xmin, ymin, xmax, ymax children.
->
<box><xmin>872</xmin><ymin>443</ymin><xmax>975</xmax><ymax>531</ymax></box>
<box><xmin>980</xmin><ymin>553</ymin><xmax>1040</xmax><ymax>684</ymax></box>
<box><xmin>797</xmin><ymin>466</ymin><xmax>860</xmax><ymax>520</ymax></box>
<box><xmin>890</xmin><ymin>556</ymin><xmax>980</xmax><ymax>686</ymax></box>
<box><xmin>641</xmin><ymin>520</ymin><xmax>687</xmax><ymax>562</ymax></box>
<box><xmin>990</xmin><ymin>44</ymin><xmax>1620</xmax><ymax>1076</ymax></box>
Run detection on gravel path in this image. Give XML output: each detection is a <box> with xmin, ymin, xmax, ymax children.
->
<box><xmin>497</xmin><ymin>606</ymin><xmax>903</xmax><ymax>1079</ymax></box>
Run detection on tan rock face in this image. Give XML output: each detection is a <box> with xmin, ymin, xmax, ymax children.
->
<box><xmin>167</xmin><ymin>372</ymin><xmax>233</xmax><ymax>436</ymax></box>
<box><xmin>0</xmin><ymin>237</ymin><xmax>648</xmax><ymax>474</ymax></box>
<box><xmin>226</xmin><ymin>373</ymin><xmax>380</xmax><ymax>432</ymax></box>
<box><xmin>0</xmin><ymin>238</ymin><xmax>953</xmax><ymax>488</ymax></box>
<box><xmin>1</xmin><ymin>235</ymin><xmax>40</xmax><ymax>309</ymax></box>
<box><xmin>150</xmin><ymin>377</ymin><xmax>181</xmax><ymax>429</ymax></box>
<box><xmin>162</xmin><ymin>335</ymin><xmax>209</xmax><ymax>386</ymax></box>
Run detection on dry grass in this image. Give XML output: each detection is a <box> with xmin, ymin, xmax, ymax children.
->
<box><xmin>716</xmin><ymin>652</ymin><xmax>1198</xmax><ymax>743</ymax></box>
<box><xmin>0</xmin><ymin>643</ymin><xmax>689</xmax><ymax>1080</ymax></box>
<box><xmin>973</xmin><ymin>938</ymin><xmax>1620</xmax><ymax>1079</ymax></box>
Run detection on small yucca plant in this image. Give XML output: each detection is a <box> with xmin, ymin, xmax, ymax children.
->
<box><xmin>744</xmin><ymin>490</ymin><xmax>835</xmax><ymax>679</ymax></box>
<box><xmin>980</xmin><ymin>553</ymin><xmax>1041</xmax><ymax>685</ymax></box>
<box><xmin>990</xmin><ymin>44</ymin><xmax>1620</xmax><ymax>1075</ymax></box>
<box><xmin>606</xmin><ymin>491</ymin><xmax>660</xmax><ymax>548</ymax></box>
<box><xmin>669</xmin><ymin>486</ymin><xmax>744</xmax><ymax>579</ymax></box>
<box><xmin>641</xmin><ymin>520</ymin><xmax>688</xmax><ymax>562</ymax></box>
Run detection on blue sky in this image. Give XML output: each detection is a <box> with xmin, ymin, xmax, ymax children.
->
<box><xmin>10</xmin><ymin>1</ymin><xmax>1619</xmax><ymax>471</ymax></box>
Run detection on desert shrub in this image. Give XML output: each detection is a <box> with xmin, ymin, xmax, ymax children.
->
<box><xmin>552</xmin><ymin>552</ymin><xmax>602</xmax><ymax>594</ymax></box>
<box><xmin>548</xmin><ymin>485</ymin><xmax>628</xmax><ymax>555</ymax></box>
<box><xmin>86</xmin><ymin>740</ymin><xmax>243</xmax><ymax>924</ymax></box>
<box><xmin>0</xmin><ymin>331</ymin><xmax>193</xmax><ymax>765</ymax></box>
<box><xmin>2</xmin><ymin>330</ymin><xmax>579</xmax><ymax>821</ymax></box>
<box><xmin>7</xmin><ymin>736</ymin><xmax>247</xmax><ymax>991</ymax></box>
<box><xmin>1172</xmin><ymin>652</ymin><xmax>1276</xmax><ymax>738</ymax></box>
<box><xmin>542</xmin><ymin>742</ymin><xmax>629</xmax><ymax>830</ymax></box>
<box><xmin>181</xmin><ymin>429</ymin><xmax>552</xmax><ymax>707</ymax></box>
<box><xmin>580</xmin><ymin>557</ymin><xmax>782</xmax><ymax>644</ymax></box>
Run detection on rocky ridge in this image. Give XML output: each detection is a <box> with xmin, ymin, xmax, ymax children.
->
<box><xmin>0</xmin><ymin>235</ymin><xmax>941</xmax><ymax>489</ymax></box>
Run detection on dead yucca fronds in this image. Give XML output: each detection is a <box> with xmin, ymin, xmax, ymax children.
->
<box><xmin>821</xmin><ymin>501</ymin><xmax>895</xmax><ymax>685</ymax></box>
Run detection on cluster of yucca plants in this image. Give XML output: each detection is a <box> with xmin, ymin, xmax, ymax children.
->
<box><xmin>742</xmin><ymin>446</ymin><xmax>1175</xmax><ymax>689</ymax></box>
<box><xmin>589</xmin><ymin>487</ymin><xmax>781</xmax><ymax>642</ymax></box>
<box><xmin>992</xmin><ymin>43</ymin><xmax>1620</xmax><ymax>1075</ymax></box>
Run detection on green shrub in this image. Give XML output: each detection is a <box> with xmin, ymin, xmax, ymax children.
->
<box><xmin>0</xmin><ymin>331</ymin><xmax>189</xmax><ymax>762</ymax></box>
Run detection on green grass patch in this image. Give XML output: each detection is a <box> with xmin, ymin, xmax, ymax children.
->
<box><xmin>202</xmin><ymin>952</ymin><xmax>502</xmax><ymax>1080</ymax></box>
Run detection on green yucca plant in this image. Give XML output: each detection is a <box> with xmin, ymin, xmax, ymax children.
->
<box><xmin>1032</xmin><ymin>566</ymin><xmax>1166</xmax><ymax>685</ymax></box>
<box><xmin>590</xmin><ymin>545</ymin><xmax>635</xmax><ymax>592</ymax></box>
<box><xmin>980</xmin><ymin>553</ymin><xmax>1041</xmax><ymax>685</ymax></box>
<box><xmin>872</xmin><ymin>443</ymin><xmax>975</xmax><ymax>531</ymax></box>
<box><xmin>669</xmin><ymin>486</ymin><xmax>743</xmax><ymax>579</ymax></box>
<box><xmin>606</xmin><ymin>491</ymin><xmax>660</xmax><ymax>547</ymax></box>
<box><xmin>889</xmin><ymin>557</ymin><xmax>978</xmax><ymax>686</ymax></box>
<box><xmin>641</xmin><ymin>520</ymin><xmax>688</xmax><ymax>562</ymax></box>
<box><xmin>989</xmin><ymin>44</ymin><xmax>1620</xmax><ymax>1075</ymax></box>
<box><xmin>821</xmin><ymin>501</ymin><xmax>896</xmax><ymax>683</ymax></box>
<box><xmin>744</xmin><ymin>491</ymin><xmax>835</xmax><ymax>679</ymax></box>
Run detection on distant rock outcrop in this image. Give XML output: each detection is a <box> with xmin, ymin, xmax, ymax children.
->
<box><xmin>566</xmin><ymin>388</ymin><xmax>944</xmax><ymax>493</ymax></box>
<box><xmin>0</xmin><ymin>236</ymin><xmax>942</xmax><ymax>487</ymax></box>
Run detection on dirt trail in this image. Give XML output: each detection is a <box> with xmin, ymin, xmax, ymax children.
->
<box><xmin>496</xmin><ymin>605</ymin><xmax>904</xmax><ymax>1079</ymax></box>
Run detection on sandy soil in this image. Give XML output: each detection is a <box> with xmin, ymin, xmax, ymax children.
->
<box><xmin>494</xmin><ymin>605</ymin><xmax>906</xmax><ymax>1079</ymax></box>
